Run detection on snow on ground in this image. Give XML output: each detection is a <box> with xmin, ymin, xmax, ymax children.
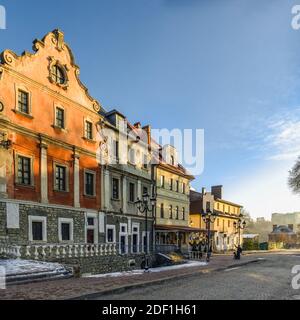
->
<box><xmin>0</xmin><ymin>259</ymin><xmax>67</xmax><ymax>276</ymax></box>
<box><xmin>85</xmin><ymin>260</ymin><xmax>207</xmax><ymax>278</ymax></box>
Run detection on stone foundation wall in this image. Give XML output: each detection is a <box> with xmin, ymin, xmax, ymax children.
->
<box><xmin>58</xmin><ymin>254</ymin><xmax>148</xmax><ymax>275</ymax></box>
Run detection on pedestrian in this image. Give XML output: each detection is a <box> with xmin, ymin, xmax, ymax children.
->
<box><xmin>234</xmin><ymin>244</ymin><xmax>242</xmax><ymax>260</ymax></box>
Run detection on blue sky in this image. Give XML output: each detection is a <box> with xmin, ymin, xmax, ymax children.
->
<box><xmin>1</xmin><ymin>0</ymin><xmax>300</xmax><ymax>218</ymax></box>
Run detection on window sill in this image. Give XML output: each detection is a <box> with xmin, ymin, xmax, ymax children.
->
<box><xmin>15</xmin><ymin>183</ymin><xmax>35</xmax><ymax>189</ymax></box>
<box><xmin>84</xmin><ymin>194</ymin><xmax>96</xmax><ymax>199</ymax></box>
<box><xmin>13</xmin><ymin>109</ymin><xmax>34</xmax><ymax>119</ymax></box>
<box><xmin>82</xmin><ymin>137</ymin><xmax>96</xmax><ymax>143</ymax></box>
<box><xmin>111</xmin><ymin>198</ymin><xmax>120</xmax><ymax>202</ymax></box>
<box><xmin>53</xmin><ymin>189</ymin><xmax>69</xmax><ymax>193</ymax></box>
<box><xmin>52</xmin><ymin>125</ymin><xmax>68</xmax><ymax>133</ymax></box>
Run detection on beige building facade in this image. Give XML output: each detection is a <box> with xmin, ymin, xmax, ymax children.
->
<box><xmin>154</xmin><ymin>145</ymin><xmax>196</xmax><ymax>253</ymax></box>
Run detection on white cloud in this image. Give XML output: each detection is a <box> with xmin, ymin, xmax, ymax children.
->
<box><xmin>264</xmin><ymin>109</ymin><xmax>300</xmax><ymax>160</ymax></box>
<box><xmin>225</xmin><ymin>160</ymin><xmax>300</xmax><ymax>220</ymax></box>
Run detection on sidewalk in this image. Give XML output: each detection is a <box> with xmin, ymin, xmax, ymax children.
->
<box><xmin>0</xmin><ymin>254</ymin><xmax>264</xmax><ymax>300</ymax></box>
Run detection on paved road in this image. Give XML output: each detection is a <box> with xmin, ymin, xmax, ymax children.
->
<box><xmin>99</xmin><ymin>253</ymin><xmax>300</xmax><ymax>300</ymax></box>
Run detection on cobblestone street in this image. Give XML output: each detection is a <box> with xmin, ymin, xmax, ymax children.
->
<box><xmin>0</xmin><ymin>251</ymin><xmax>299</xmax><ymax>300</ymax></box>
<box><xmin>99</xmin><ymin>252</ymin><xmax>300</xmax><ymax>300</ymax></box>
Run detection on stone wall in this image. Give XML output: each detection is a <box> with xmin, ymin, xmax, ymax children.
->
<box><xmin>55</xmin><ymin>254</ymin><xmax>148</xmax><ymax>275</ymax></box>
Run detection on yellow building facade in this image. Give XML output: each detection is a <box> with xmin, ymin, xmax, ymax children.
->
<box><xmin>154</xmin><ymin>145</ymin><xmax>198</xmax><ymax>253</ymax></box>
<box><xmin>190</xmin><ymin>186</ymin><xmax>243</xmax><ymax>252</ymax></box>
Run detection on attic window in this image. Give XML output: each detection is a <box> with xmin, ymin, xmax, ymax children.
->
<box><xmin>51</xmin><ymin>65</ymin><xmax>66</xmax><ymax>85</ymax></box>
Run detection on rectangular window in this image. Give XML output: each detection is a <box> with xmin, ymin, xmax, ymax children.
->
<box><xmin>129</xmin><ymin>182</ymin><xmax>135</xmax><ymax>202</ymax></box>
<box><xmin>182</xmin><ymin>183</ymin><xmax>186</xmax><ymax>194</ymax></box>
<box><xmin>32</xmin><ymin>221</ymin><xmax>43</xmax><ymax>241</ymax></box>
<box><xmin>169</xmin><ymin>205</ymin><xmax>173</xmax><ymax>219</ymax></box>
<box><xmin>143</xmin><ymin>154</ymin><xmax>148</xmax><ymax>169</ymax></box>
<box><xmin>112</xmin><ymin>178</ymin><xmax>119</xmax><ymax>199</ymax></box>
<box><xmin>175</xmin><ymin>206</ymin><xmax>179</xmax><ymax>219</ymax></box>
<box><xmin>143</xmin><ymin>186</ymin><xmax>148</xmax><ymax>195</ymax></box>
<box><xmin>113</xmin><ymin>140</ymin><xmax>119</xmax><ymax>159</ymax></box>
<box><xmin>55</xmin><ymin>165</ymin><xmax>67</xmax><ymax>191</ymax></box>
<box><xmin>182</xmin><ymin>207</ymin><xmax>185</xmax><ymax>220</ymax></box>
<box><xmin>61</xmin><ymin>223</ymin><xmax>71</xmax><ymax>241</ymax></box>
<box><xmin>169</xmin><ymin>178</ymin><xmax>173</xmax><ymax>191</ymax></box>
<box><xmin>87</xmin><ymin>217</ymin><xmax>95</xmax><ymax>226</ymax></box>
<box><xmin>228</xmin><ymin>220</ymin><xmax>231</xmax><ymax>227</ymax></box>
<box><xmin>160</xmin><ymin>175</ymin><xmax>165</xmax><ymax>188</ymax></box>
<box><xmin>160</xmin><ymin>203</ymin><xmax>164</xmax><ymax>218</ymax></box>
<box><xmin>55</xmin><ymin>107</ymin><xmax>65</xmax><ymax>128</ymax></box>
<box><xmin>217</xmin><ymin>218</ymin><xmax>220</xmax><ymax>227</ymax></box>
<box><xmin>107</xmin><ymin>228</ymin><xmax>114</xmax><ymax>243</ymax></box>
<box><xmin>18</xmin><ymin>90</ymin><xmax>29</xmax><ymax>114</ymax></box>
<box><xmin>85</xmin><ymin>121</ymin><xmax>93</xmax><ymax>140</ymax></box>
<box><xmin>129</xmin><ymin>148</ymin><xmax>135</xmax><ymax>164</ymax></box>
<box><xmin>17</xmin><ymin>156</ymin><xmax>31</xmax><ymax>185</ymax></box>
<box><xmin>85</xmin><ymin>171</ymin><xmax>95</xmax><ymax>196</ymax></box>
<box><xmin>176</xmin><ymin>180</ymin><xmax>179</xmax><ymax>192</ymax></box>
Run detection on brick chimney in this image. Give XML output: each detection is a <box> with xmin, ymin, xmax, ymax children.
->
<box><xmin>202</xmin><ymin>187</ymin><xmax>206</xmax><ymax>195</ymax></box>
<box><xmin>211</xmin><ymin>185</ymin><xmax>223</xmax><ymax>199</ymax></box>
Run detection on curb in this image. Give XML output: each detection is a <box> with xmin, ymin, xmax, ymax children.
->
<box><xmin>69</xmin><ymin>258</ymin><xmax>263</xmax><ymax>300</ymax></box>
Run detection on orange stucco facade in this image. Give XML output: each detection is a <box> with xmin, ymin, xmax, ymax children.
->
<box><xmin>0</xmin><ymin>29</ymin><xmax>102</xmax><ymax>210</ymax></box>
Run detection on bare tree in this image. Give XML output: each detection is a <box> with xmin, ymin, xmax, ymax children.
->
<box><xmin>288</xmin><ymin>156</ymin><xmax>300</xmax><ymax>195</ymax></box>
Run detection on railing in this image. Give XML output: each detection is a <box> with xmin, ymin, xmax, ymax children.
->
<box><xmin>0</xmin><ymin>243</ymin><xmax>117</xmax><ymax>260</ymax></box>
<box><xmin>0</xmin><ymin>242</ymin><xmax>22</xmax><ymax>258</ymax></box>
<box><xmin>189</xmin><ymin>251</ymin><xmax>203</xmax><ymax>260</ymax></box>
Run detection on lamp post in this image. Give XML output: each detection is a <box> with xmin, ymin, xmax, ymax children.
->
<box><xmin>233</xmin><ymin>217</ymin><xmax>246</xmax><ymax>247</ymax></box>
<box><xmin>135</xmin><ymin>192</ymin><xmax>156</xmax><ymax>272</ymax></box>
<box><xmin>201</xmin><ymin>205</ymin><xmax>217</xmax><ymax>262</ymax></box>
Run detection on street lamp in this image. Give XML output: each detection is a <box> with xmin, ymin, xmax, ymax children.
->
<box><xmin>135</xmin><ymin>192</ymin><xmax>156</xmax><ymax>272</ymax></box>
<box><xmin>233</xmin><ymin>217</ymin><xmax>246</xmax><ymax>247</ymax></box>
<box><xmin>201</xmin><ymin>204</ymin><xmax>217</xmax><ymax>262</ymax></box>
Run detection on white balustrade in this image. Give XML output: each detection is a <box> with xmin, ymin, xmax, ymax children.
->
<box><xmin>0</xmin><ymin>242</ymin><xmax>117</xmax><ymax>260</ymax></box>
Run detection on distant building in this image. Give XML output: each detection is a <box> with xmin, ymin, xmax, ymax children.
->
<box><xmin>268</xmin><ymin>225</ymin><xmax>297</xmax><ymax>249</ymax></box>
<box><xmin>271</xmin><ymin>212</ymin><xmax>300</xmax><ymax>244</ymax></box>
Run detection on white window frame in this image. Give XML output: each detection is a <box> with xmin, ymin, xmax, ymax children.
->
<box><xmin>85</xmin><ymin>212</ymin><xmax>98</xmax><ymax>244</ymax></box>
<box><xmin>131</xmin><ymin>222</ymin><xmax>140</xmax><ymax>254</ymax></box>
<box><xmin>84</xmin><ymin>169</ymin><xmax>96</xmax><ymax>197</ymax></box>
<box><xmin>53</xmin><ymin>104</ymin><xmax>67</xmax><ymax>130</ymax></box>
<box><xmin>58</xmin><ymin>218</ymin><xmax>74</xmax><ymax>243</ymax></box>
<box><xmin>119</xmin><ymin>223</ymin><xmax>128</xmax><ymax>254</ymax></box>
<box><xmin>28</xmin><ymin>215</ymin><xmax>47</xmax><ymax>242</ymax></box>
<box><xmin>53</xmin><ymin>162</ymin><xmax>69</xmax><ymax>192</ymax></box>
<box><xmin>15</xmin><ymin>152</ymin><xmax>35</xmax><ymax>187</ymax></box>
<box><xmin>111</xmin><ymin>176</ymin><xmax>120</xmax><ymax>200</ymax></box>
<box><xmin>15</xmin><ymin>84</ymin><xmax>32</xmax><ymax>117</ymax></box>
<box><xmin>83</xmin><ymin>117</ymin><xmax>94</xmax><ymax>141</ymax></box>
<box><xmin>106</xmin><ymin>224</ymin><xmax>116</xmax><ymax>243</ymax></box>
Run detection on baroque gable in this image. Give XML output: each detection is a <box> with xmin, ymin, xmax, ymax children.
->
<box><xmin>0</xmin><ymin>29</ymin><xmax>101</xmax><ymax>113</ymax></box>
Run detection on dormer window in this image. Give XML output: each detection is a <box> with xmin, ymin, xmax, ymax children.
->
<box><xmin>170</xmin><ymin>155</ymin><xmax>174</xmax><ymax>166</ymax></box>
<box><xmin>51</xmin><ymin>65</ymin><xmax>66</xmax><ymax>85</ymax></box>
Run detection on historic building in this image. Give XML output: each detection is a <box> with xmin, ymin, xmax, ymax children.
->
<box><xmin>154</xmin><ymin>145</ymin><xmax>196</xmax><ymax>254</ymax></box>
<box><xmin>98</xmin><ymin>111</ymin><xmax>154</xmax><ymax>256</ymax></box>
<box><xmin>271</xmin><ymin>212</ymin><xmax>300</xmax><ymax>242</ymax></box>
<box><xmin>189</xmin><ymin>186</ymin><xmax>243</xmax><ymax>252</ymax></box>
<box><xmin>0</xmin><ymin>30</ymin><xmax>148</xmax><ymax>273</ymax></box>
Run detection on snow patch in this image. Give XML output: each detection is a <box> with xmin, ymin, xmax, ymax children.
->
<box><xmin>85</xmin><ymin>260</ymin><xmax>207</xmax><ymax>278</ymax></box>
<box><xmin>0</xmin><ymin>259</ymin><xmax>67</xmax><ymax>276</ymax></box>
